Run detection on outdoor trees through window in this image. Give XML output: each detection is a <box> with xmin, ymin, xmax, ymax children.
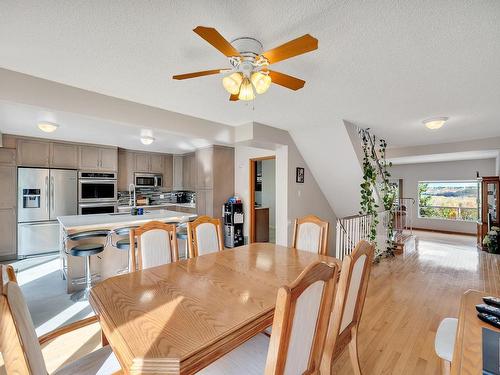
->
<box><xmin>418</xmin><ymin>181</ymin><xmax>479</xmax><ymax>221</ymax></box>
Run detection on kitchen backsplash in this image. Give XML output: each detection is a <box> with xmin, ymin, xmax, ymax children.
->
<box><xmin>118</xmin><ymin>188</ymin><xmax>196</xmax><ymax>206</ymax></box>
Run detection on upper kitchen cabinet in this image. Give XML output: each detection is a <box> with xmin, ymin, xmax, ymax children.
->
<box><xmin>117</xmin><ymin>149</ymin><xmax>135</xmax><ymax>191</ymax></box>
<box><xmin>50</xmin><ymin>142</ymin><xmax>78</xmax><ymax>169</ymax></box>
<box><xmin>195</xmin><ymin>147</ymin><xmax>213</xmax><ymax>189</ymax></box>
<box><xmin>163</xmin><ymin>154</ymin><xmax>173</xmax><ymax>190</ymax></box>
<box><xmin>134</xmin><ymin>152</ymin><xmax>150</xmax><ymax>172</ymax></box>
<box><xmin>150</xmin><ymin>154</ymin><xmax>164</xmax><ymax>174</ymax></box>
<box><xmin>79</xmin><ymin>145</ymin><xmax>117</xmax><ymax>171</ymax></box>
<box><xmin>17</xmin><ymin>139</ymin><xmax>50</xmax><ymax>167</ymax></box>
<box><xmin>182</xmin><ymin>152</ymin><xmax>195</xmax><ymax>190</ymax></box>
<box><xmin>0</xmin><ymin>148</ymin><xmax>16</xmax><ymax>166</ymax></box>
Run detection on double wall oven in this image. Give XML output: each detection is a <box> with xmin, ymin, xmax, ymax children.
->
<box><xmin>78</xmin><ymin>171</ymin><xmax>118</xmax><ymax>214</ymax></box>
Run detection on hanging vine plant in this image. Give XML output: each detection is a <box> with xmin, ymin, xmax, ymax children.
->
<box><xmin>359</xmin><ymin>128</ymin><xmax>396</xmax><ymax>260</ymax></box>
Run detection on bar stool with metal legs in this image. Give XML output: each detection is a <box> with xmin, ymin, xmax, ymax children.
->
<box><xmin>110</xmin><ymin>226</ymin><xmax>138</xmax><ymax>273</ymax></box>
<box><xmin>66</xmin><ymin>229</ymin><xmax>110</xmax><ymax>301</ymax></box>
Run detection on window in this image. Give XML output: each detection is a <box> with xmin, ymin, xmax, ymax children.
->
<box><xmin>418</xmin><ymin>181</ymin><xmax>479</xmax><ymax>221</ymax></box>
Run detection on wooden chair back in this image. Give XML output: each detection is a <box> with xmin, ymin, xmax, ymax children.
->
<box><xmin>130</xmin><ymin>221</ymin><xmax>179</xmax><ymax>271</ymax></box>
<box><xmin>265</xmin><ymin>261</ymin><xmax>339</xmax><ymax>375</ymax></box>
<box><xmin>292</xmin><ymin>215</ymin><xmax>329</xmax><ymax>255</ymax></box>
<box><xmin>0</xmin><ymin>264</ymin><xmax>47</xmax><ymax>375</ymax></box>
<box><xmin>186</xmin><ymin>216</ymin><xmax>224</xmax><ymax>258</ymax></box>
<box><xmin>320</xmin><ymin>240</ymin><xmax>375</xmax><ymax>373</ymax></box>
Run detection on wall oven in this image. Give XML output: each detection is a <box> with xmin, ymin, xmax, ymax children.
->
<box><xmin>78</xmin><ymin>171</ymin><xmax>117</xmax><ymax>202</ymax></box>
<box><xmin>78</xmin><ymin>202</ymin><xmax>117</xmax><ymax>215</ymax></box>
<box><xmin>135</xmin><ymin>173</ymin><xmax>163</xmax><ymax>188</ymax></box>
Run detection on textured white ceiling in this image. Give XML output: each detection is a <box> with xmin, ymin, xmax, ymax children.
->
<box><xmin>1</xmin><ymin>0</ymin><xmax>500</xmax><ymax>148</ymax></box>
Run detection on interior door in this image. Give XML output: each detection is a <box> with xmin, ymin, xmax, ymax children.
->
<box><xmin>17</xmin><ymin>168</ymin><xmax>50</xmax><ymax>222</ymax></box>
<box><xmin>50</xmin><ymin>169</ymin><xmax>78</xmax><ymax>219</ymax></box>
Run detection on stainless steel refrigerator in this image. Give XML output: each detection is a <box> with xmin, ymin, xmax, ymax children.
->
<box><xmin>17</xmin><ymin>168</ymin><xmax>77</xmax><ymax>257</ymax></box>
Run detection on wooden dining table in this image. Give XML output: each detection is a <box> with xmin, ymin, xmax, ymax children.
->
<box><xmin>89</xmin><ymin>243</ymin><xmax>341</xmax><ymax>374</ymax></box>
<box><xmin>451</xmin><ymin>289</ymin><xmax>500</xmax><ymax>375</ymax></box>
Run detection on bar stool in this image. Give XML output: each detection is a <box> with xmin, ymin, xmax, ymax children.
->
<box><xmin>66</xmin><ymin>229</ymin><xmax>110</xmax><ymax>302</ymax></box>
<box><xmin>111</xmin><ymin>226</ymin><xmax>138</xmax><ymax>273</ymax></box>
<box><xmin>176</xmin><ymin>223</ymin><xmax>189</xmax><ymax>260</ymax></box>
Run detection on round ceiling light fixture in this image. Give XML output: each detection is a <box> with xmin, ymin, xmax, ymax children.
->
<box><xmin>140</xmin><ymin>135</ymin><xmax>155</xmax><ymax>145</ymax></box>
<box><xmin>37</xmin><ymin>121</ymin><xmax>59</xmax><ymax>133</ymax></box>
<box><xmin>423</xmin><ymin>117</ymin><xmax>449</xmax><ymax>130</ymax></box>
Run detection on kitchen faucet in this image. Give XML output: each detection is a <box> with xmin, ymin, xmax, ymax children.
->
<box><xmin>129</xmin><ymin>183</ymin><xmax>136</xmax><ymax>207</ymax></box>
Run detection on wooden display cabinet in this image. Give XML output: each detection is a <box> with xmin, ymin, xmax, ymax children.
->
<box><xmin>477</xmin><ymin>176</ymin><xmax>500</xmax><ymax>250</ymax></box>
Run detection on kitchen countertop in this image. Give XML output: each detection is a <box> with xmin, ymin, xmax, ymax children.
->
<box><xmin>58</xmin><ymin>209</ymin><xmax>197</xmax><ymax>232</ymax></box>
<box><xmin>117</xmin><ymin>203</ymin><xmax>196</xmax><ymax>211</ymax></box>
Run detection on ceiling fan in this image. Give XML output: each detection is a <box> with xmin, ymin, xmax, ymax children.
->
<box><xmin>172</xmin><ymin>26</ymin><xmax>318</xmax><ymax>101</ymax></box>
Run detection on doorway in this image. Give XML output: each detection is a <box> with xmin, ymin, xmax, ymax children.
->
<box><xmin>249</xmin><ymin>156</ymin><xmax>276</xmax><ymax>243</ymax></box>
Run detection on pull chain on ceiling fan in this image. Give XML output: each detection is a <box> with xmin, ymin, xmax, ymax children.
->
<box><xmin>172</xmin><ymin>26</ymin><xmax>318</xmax><ymax>101</ymax></box>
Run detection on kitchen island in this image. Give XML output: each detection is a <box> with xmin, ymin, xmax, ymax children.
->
<box><xmin>58</xmin><ymin>209</ymin><xmax>196</xmax><ymax>293</ymax></box>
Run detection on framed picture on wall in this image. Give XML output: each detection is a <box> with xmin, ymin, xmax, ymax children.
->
<box><xmin>296</xmin><ymin>167</ymin><xmax>305</xmax><ymax>183</ymax></box>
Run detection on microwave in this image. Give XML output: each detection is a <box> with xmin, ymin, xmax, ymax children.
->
<box><xmin>135</xmin><ymin>173</ymin><xmax>163</xmax><ymax>188</ymax></box>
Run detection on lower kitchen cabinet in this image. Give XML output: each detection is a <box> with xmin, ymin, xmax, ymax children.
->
<box><xmin>0</xmin><ymin>208</ymin><xmax>17</xmax><ymax>259</ymax></box>
<box><xmin>0</xmin><ymin>165</ymin><xmax>16</xmax><ymax>209</ymax></box>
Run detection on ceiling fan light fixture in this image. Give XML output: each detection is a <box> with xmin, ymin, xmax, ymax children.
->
<box><xmin>251</xmin><ymin>72</ymin><xmax>271</xmax><ymax>94</ymax></box>
<box><xmin>37</xmin><ymin>121</ymin><xmax>59</xmax><ymax>133</ymax></box>
<box><xmin>222</xmin><ymin>72</ymin><xmax>243</xmax><ymax>95</ymax></box>
<box><xmin>423</xmin><ymin>117</ymin><xmax>449</xmax><ymax>130</ymax></box>
<box><xmin>238</xmin><ymin>77</ymin><xmax>255</xmax><ymax>101</ymax></box>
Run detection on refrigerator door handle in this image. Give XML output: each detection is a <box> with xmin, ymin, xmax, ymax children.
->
<box><xmin>51</xmin><ymin>175</ymin><xmax>55</xmax><ymax>212</ymax></box>
<box><xmin>45</xmin><ymin>176</ymin><xmax>49</xmax><ymax>214</ymax></box>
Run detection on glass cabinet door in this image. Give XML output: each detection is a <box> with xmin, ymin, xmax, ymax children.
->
<box><xmin>487</xmin><ymin>182</ymin><xmax>498</xmax><ymax>224</ymax></box>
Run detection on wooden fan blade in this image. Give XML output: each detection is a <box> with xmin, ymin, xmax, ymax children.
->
<box><xmin>269</xmin><ymin>71</ymin><xmax>305</xmax><ymax>91</ymax></box>
<box><xmin>262</xmin><ymin>34</ymin><xmax>318</xmax><ymax>64</ymax></box>
<box><xmin>172</xmin><ymin>69</ymin><xmax>224</xmax><ymax>80</ymax></box>
<box><xmin>229</xmin><ymin>94</ymin><xmax>239</xmax><ymax>101</ymax></box>
<box><xmin>193</xmin><ymin>26</ymin><xmax>240</xmax><ymax>57</ymax></box>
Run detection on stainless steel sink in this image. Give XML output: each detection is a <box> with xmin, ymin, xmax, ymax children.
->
<box><xmin>108</xmin><ymin>212</ymin><xmax>130</xmax><ymax>216</ymax></box>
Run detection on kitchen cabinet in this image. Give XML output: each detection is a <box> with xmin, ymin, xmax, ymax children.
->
<box><xmin>135</xmin><ymin>153</ymin><xmax>150</xmax><ymax>172</ymax></box>
<box><xmin>150</xmin><ymin>154</ymin><xmax>164</xmax><ymax>174</ymax></box>
<box><xmin>163</xmin><ymin>154</ymin><xmax>173</xmax><ymax>190</ymax></box>
<box><xmin>17</xmin><ymin>139</ymin><xmax>50</xmax><ymax>167</ymax></box>
<box><xmin>117</xmin><ymin>149</ymin><xmax>135</xmax><ymax>191</ymax></box>
<box><xmin>79</xmin><ymin>146</ymin><xmax>117</xmax><ymax>171</ymax></box>
<box><xmin>0</xmin><ymin>148</ymin><xmax>16</xmax><ymax>166</ymax></box>
<box><xmin>50</xmin><ymin>142</ymin><xmax>78</xmax><ymax>169</ymax></box>
<box><xmin>182</xmin><ymin>153</ymin><xmax>196</xmax><ymax>190</ymax></box>
<box><xmin>0</xmin><ymin>208</ymin><xmax>16</xmax><ymax>259</ymax></box>
<box><xmin>173</xmin><ymin>155</ymin><xmax>183</xmax><ymax>190</ymax></box>
<box><xmin>195</xmin><ymin>147</ymin><xmax>213</xmax><ymax>189</ymax></box>
<box><xmin>196</xmin><ymin>190</ymin><xmax>213</xmax><ymax>216</ymax></box>
<box><xmin>0</xmin><ymin>166</ymin><xmax>16</xmax><ymax>209</ymax></box>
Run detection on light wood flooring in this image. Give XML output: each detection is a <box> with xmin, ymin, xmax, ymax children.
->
<box><xmin>2</xmin><ymin>230</ymin><xmax>499</xmax><ymax>374</ymax></box>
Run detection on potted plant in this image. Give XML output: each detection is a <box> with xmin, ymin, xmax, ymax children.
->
<box><xmin>482</xmin><ymin>226</ymin><xmax>500</xmax><ymax>254</ymax></box>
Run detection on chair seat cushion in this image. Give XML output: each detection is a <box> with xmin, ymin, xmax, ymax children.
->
<box><xmin>435</xmin><ymin>317</ymin><xmax>458</xmax><ymax>362</ymax></box>
<box><xmin>70</xmin><ymin>243</ymin><xmax>104</xmax><ymax>256</ymax></box>
<box><xmin>53</xmin><ymin>345</ymin><xmax>121</xmax><ymax>375</ymax></box>
<box><xmin>198</xmin><ymin>334</ymin><xmax>269</xmax><ymax>375</ymax></box>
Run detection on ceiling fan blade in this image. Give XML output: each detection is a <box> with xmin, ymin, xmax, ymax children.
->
<box><xmin>229</xmin><ymin>94</ymin><xmax>239</xmax><ymax>101</ymax></box>
<box><xmin>269</xmin><ymin>71</ymin><xmax>305</xmax><ymax>90</ymax></box>
<box><xmin>262</xmin><ymin>34</ymin><xmax>318</xmax><ymax>64</ymax></box>
<box><xmin>172</xmin><ymin>69</ymin><xmax>224</xmax><ymax>80</ymax></box>
<box><xmin>193</xmin><ymin>26</ymin><xmax>241</xmax><ymax>57</ymax></box>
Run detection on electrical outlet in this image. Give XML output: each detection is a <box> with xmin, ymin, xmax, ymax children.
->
<box><xmin>160</xmin><ymin>194</ymin><xmax>165</xmax><ymax>199</ymax></box>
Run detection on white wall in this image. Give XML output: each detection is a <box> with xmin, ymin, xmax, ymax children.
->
<box><xmin>390</xmin><ymin>158</ymin><xmax>496</xmax><ymax>234</ymax></box>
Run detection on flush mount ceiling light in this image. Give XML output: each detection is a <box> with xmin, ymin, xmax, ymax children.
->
<box><xmin>37</xmin><ymin>121</ymin><xmax>59</xmax><ymax>133</ymax></box>
<box><xmin>173</xmin><ymin>27</ymin><xmax>318</xmax><ymax>101</ymax></box>
<box><xmin>140</xmin><ymin>135</ymin><xmax>155</xmax><ymax>145</ymax></box>
<box><xmin>423</xmin><ymin>117</ymin><xmax>449</xmax><ymax>130</ymax></box>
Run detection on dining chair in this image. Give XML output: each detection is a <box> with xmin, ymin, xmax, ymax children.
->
<box><xmin>0</xmin><ymin>264</ymin><xmax>121</xmax><ymax>375</ymax></box>
<box><xmin>320</xmin><ymin>240</ymin><xmax>375</xmax><ymax>375</ymax></box>
<box><xmin>199</xmin><ymin>260</ymin><xmax>339</xmax><ymax>375</ymax></box>
<box><xmin>130</xmin><ymin>220</ymin><xmax>179</xmax><ymax>271</ymax></box>
<box><xmin>434</xmin><ymin>317</ymin><xmax>458</xmax><ymax>375</ymax></box>
<box><xmin>187</xmin><ymin>215</ymin><xmax>224</xmax><ymax>258</ymax></box>
<box><xmin>292</xmin><ymin>214</ymin><xmax>329</xmax><ymax>255</ymax></box>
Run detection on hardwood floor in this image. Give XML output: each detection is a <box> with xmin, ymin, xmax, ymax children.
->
<box><xmin>1</xmin><ymin>230</ymin><xmax>498</xmax><ymax>374</ymax></box>
<box><xmin>332</xmin><ymin>230</ymin><xmax>500</xmax><ymax>374</ymax></box>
